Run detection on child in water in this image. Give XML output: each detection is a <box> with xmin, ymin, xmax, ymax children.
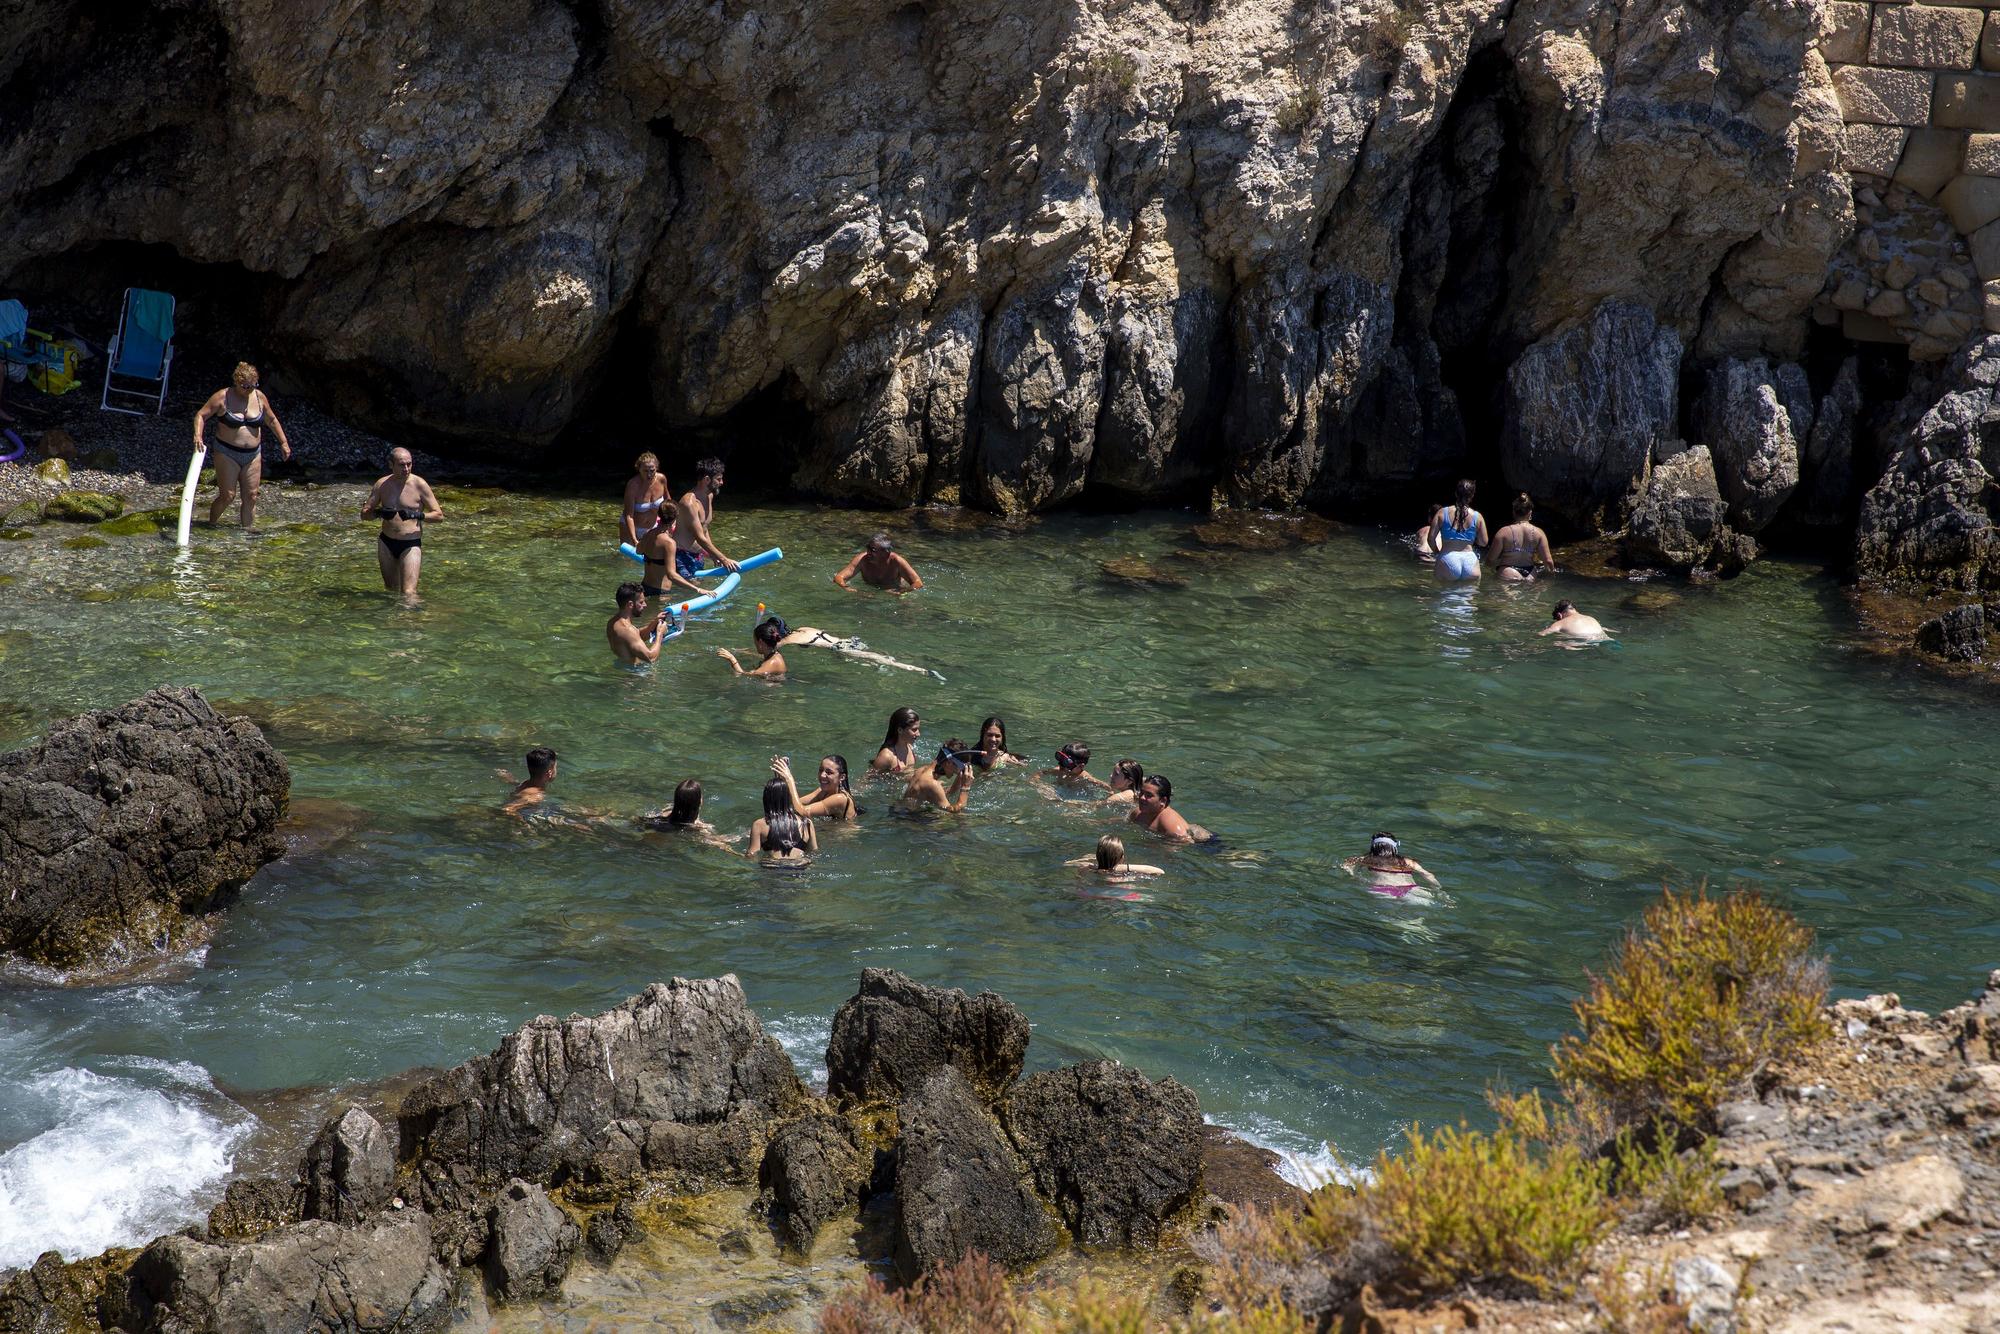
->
<box><xmin>1341</xmin><ymin>833</ymin><xmax>1442</xmax><ymax>902</ymax></box>
<box><xmin>1066</xmin><ymin>834</ymin><xmax>1163</xmax><ymax>879</ymax></box>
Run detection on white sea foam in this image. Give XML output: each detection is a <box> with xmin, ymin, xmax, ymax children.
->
<box><xmin>765</xmin><ymin>1013</ymin><xmax>832</xmax><ymax>1092</ymax></box>
<box><xmin>1206</xmin><ymin>1114</ymin><xmax>1370</xmax><ymax>1191</ymax></box>
<box><xmin>0</xmin><ymin>1063</ymin><xmax>253</xmax><ymax>1271</ymax></box>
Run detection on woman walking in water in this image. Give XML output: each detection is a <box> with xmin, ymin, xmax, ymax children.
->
<box><xmin>192</xmin><ymin>362</ymin><xmax>292</xmax><ymax>529</ymax></box>
<box><xmin>1427</xmin><ymin>479</ymin><xmax>1488</xmax><ymax>581</ymax></box>
<box><xmin>772</xmin><ymin>755</ymin><xmax>859</xmax><ymax>822</ymax></box>
<box><xmin>871</xmin><ymin>707</ymin><xmax>922</xmax><ymax>773</ymax></box>
<box><xmin>1341</xmin><ymin>833</ymin><xmax>1443</xmax><ymax>901</ymax></box>
<box><xmin>1488</xmin><ymin>493</ymin><xmax>1555</xmax><ymax>582</ymax></box>
<box><xmin>746</xmin><ymin>778</ymin><xmax>816</xmax><ymax>862</ymax></box>
<box><xmin>621</xmin><ymin>452</ymin><xmax>669</xmax><ymax>546</ymax></box>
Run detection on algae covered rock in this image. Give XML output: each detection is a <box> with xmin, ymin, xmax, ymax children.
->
<box><xmin>31</xmin><ymin>458</ymin><xmax>68</xmax><ymax>484</ymax></box>
<box><xmin>43</xmin><ymin>490</ymin><xmax>124</xmax><ymax>522</ymax></box>
<box><xmin>60</xmin><ymin>533</ymin><xmax>107</xmax><ymax>550</ymax></box>
<box><xmin>97</xmin><ymin>509</ymin><xmax>173</xmax><ymax>537</ymax></box>
<box><xmin>758</xmin><ymin>1113</ymin><xmax>870</xmax><ymax>1254</ymax></box>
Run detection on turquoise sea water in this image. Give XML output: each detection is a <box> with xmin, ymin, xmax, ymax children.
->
<box><xmin>2</xmin><ymin>485</ymin><xmax>1997</xmax><ymax>1266</ymax></box>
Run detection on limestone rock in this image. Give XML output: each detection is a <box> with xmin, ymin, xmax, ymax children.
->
<box><xmin>1501</xmin><ymin>301</ymin><xmax>1682</xmax><ymax>527</ymax></box>
<box><xmin>0</xmin><ymin>686</ymin><xmax>290</xmax><ymax>977</ymax></box>
<box><xmin>1672</xmin><ymin>1255</ymin><xmax>1740</xmax><ymax>1334</ymax></box>
<box><xmin>758</xmin><ymin>1113</ymin><xmax>870</xmax><ymax>1255</ymax></box>
<box><xmin>206</xmin><ymin>1176</ymin><xmax>303</xmax><ymax>1241</ymax></box>
<box><xmin>1625</xmin><ymin>446</ymin><xmax>1731</xmax><ymax>569</ymax></box>
<box><xmin>1694</xmin><ymin>358</ymin><xmax>1810</xmax><ymax>533</ymax></box>
<box><xmin>1794</xmin><ymin>1154</ymin><xmax>1965</xmax><ymax>1236</ymax></box>
<box><xmin>398</xmin><ymin>976</ymin><xmax>803</xmax><ymax>1187</ymax></box>
<box><xmin>0</xmin><ymin>1252</ymin><xmax>101</xmax><ymax>1334</ymax></box>
<box><xmin>1915</xmin><ymin>603</ymin><xmax>1988</xmax><ymax>661</ymax></box>
<box><xmin>124</xmin><ymin>1212</ymin><xmax>452</xmax><ymax>1333</ymax></box>
<box><xmin>486</xmin><ymin>1179</ymin><xmax>580</xmax><ymax>1304</ymax></box>
<box><xmin>304</xmin><ymin>1105</ymin><xmax>396</xmax><ymax>1226</ymax></box>
<box><xmin>1001</xmin><ymin>1060</ymin><xmax>1204</xmax><ymax>1248</ymax></box>
<box><xmin>893</xmin><ymin>1066</ymin><xmax>1057</xmax><ymax>1280</ymax></box>
<box><xmin>826</xmin><ymin>968</ymin><xmax>1031</xmax><ymax>1106</ymax></box>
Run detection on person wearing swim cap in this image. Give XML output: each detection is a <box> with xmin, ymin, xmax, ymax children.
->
<box><xmin>899</xmin><ymin>739</ymin><xmax>975</xmax><ymax>813</ymax></box>
<box><xmin>608</xmin><ymin>582</ymin><xmax>675</xmax><ymax>664</ymax></box>
<box><xmin>834</xmin><ymin>533</ymin><xmax>924</xmax><ymax>592</ymax></box>
<box><xmin>1341</xmin><ymin>833</ymin><xmax>1442</xmax><ymax>900</ymax></box>
<box><xmin>1540</xmin><ymin>600</ymin><xmax>1610</xmax><ymax>641</ymax></box>
<box><xmin>717</xmin><ymin>614</ymin><xmax>790</xmax><ymax>677</ymax></box>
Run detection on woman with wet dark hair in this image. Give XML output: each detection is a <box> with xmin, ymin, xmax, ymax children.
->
<box><xmin>1427</xmin><ymin>478</ymin><xmax>1488</xmax><ymax>581</ymax></box>
<box><xmin>717</xmin><ymin>615</ymin><xmax>789</xmax><ymax>677</ymax></box>
<box><xmin>772</xmin><ymin>755</ymin><xmax>859</xmax><ymax>822</ymax></box>
<box><xmin>747</xmin><ymin>777</ymin><xmax>815</xmax><ymax>862</ymax></box>
<box><xmin>970</xmin><ymin>715</ymin><xmax>1028</xmax><ymax>769</ymax></box>
<box><xmin>871</xmin><ymin>706</ymin><xmax>922</xmax><ymax>773</ymax></box>
<box><xmin>1341</xmin><ymin>832</ymin><xmax>1442</xmax><ymax>900</ymax></box>
<box><xmin>1488</xmin><ymin>493</ymin><xmax>1554</xmax><ymax>582</ymax></box>
<box><xmin>1102</xmin><ymin>758</ymin><xmax>1144</xmax><ymax>806</ymax></box>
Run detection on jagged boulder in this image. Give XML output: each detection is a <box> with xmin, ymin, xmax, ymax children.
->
<box><xmin>0</xmin><ymin>686</ymin><xmax>289</xmax><ymax>977</ymax></box>
<box><xmin>583</xmin><ymin>1198</ymin><xmax>643</xmax><ymax>1266</ymax></box>
<box><xmin>1795</xmin><ymin>356</ymin><xmax>1860</xmax><ymax>529</ymax></box>
<box><xmin>758</xmin><ymin>1113</ymin><xmax>871</xmax><ymax>1255</ymax></box>
<box><xmin>1625</xmin><ymin>447</ymin><xmax>1732</xmax><ymax>569</ymax></box>
<box><xmin>398</xmin><ymin>976</ymin><xmax>804</xmax><ymax>1187</ymax></box>
<box><xmin>893</xmin><ymin>1066</ymin><xmax>1057</xmax><ymax>1280</ymax></box>
<box><xmin>206</xmin><ymin>1177</ymin><xmax>302</xmax><ymax>1241</ymax></box>
<box><xmin>826</xmin><ymin>968</ymin><xmax>1031</xmax><ymax>1106</ymax></box>
<box><xmin>486</xmin><ymin>1180</ymin><xmax>580</xmax><ymax>1303</ymax></box>
<box><xmin>1857</xmin><ymin>336</ymin><xmax>2000</xmax><ymax>592</ymax></box>
<box><xmin>1915</xmin><ymin>604</ymin><xmax>1987</xmax><ymax>663</ymax></box>
<box><xmin>0</xmin><ymin>1252</ymin><xmax>100</xmax><ymax>1334</ymax></box>
<box><xmin>122</xmin><ymin>1212</ymin><xmax>451</xmax><ymax>1333</ymax></box>
<box><xmin>1501</xmin><ymin>301</ymin><xmax>1682</xmax><ymax>527</ymax></box>
<box><xmin>1694</xmin><ymin>358</ymin><xmax>1809</xmax><ymax>534</ymax></box>
<box><xmin>1001</xmin><ymin>1061</ymin><xmax>1205</xmax><ymax>1248</ymax></box>
<box><xmin>304</xmin><ymin>1105</ymin><xmax>396</xmax><ymax>1226</ymax></box>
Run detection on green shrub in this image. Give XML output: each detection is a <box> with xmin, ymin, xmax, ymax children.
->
<box><xmin>1610</xmin><ymin>1124</ymin><xmax>1723</xmax><ymax>1228</ymax></box>
<box><xmin>1554</xmin><ymin>886</ymin><xmax>1828</xmax><ymax>1130</ymax></box>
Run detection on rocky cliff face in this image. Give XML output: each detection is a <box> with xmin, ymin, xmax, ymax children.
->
<box><xmin>0</xmin><ymin>0</ymin><xmax>1870</xmax><ymax>534</ymax></box>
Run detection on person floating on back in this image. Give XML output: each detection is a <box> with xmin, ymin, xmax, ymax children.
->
<box><xmin>503</xmin><ymin>747</ymin><xmax>558</xmax><ymax>816</ymax></box>
<box><xmin>1540</xmin><ymin>600</ymin><xmax>1609</xmax><ymax>642</ymax></box>
<box><xmin>364</xmin><ymin>448</ymin><xmax>442</xmax><ymax>600</ymax></box>
<box><xmin>1341</xmin><ymin>832</ymin><xmax>1442</xmax><ymax>901</ymax></box>
<box><xmin>673</xmin><ymin>457</ymin><xmax>741</xmax><ymax>579</ymax></box>
<box><xmin>834</xmin><ymin>533</ymin><xmax>924</xmax><ymax>593</ymax></box>
<box><xmin>607</xmin><ymin>582</ymin><xmax>675</xmax><ymax>664</ymax></box>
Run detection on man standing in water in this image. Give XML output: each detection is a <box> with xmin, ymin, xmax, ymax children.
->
<box><xmin>364</xmin><ymin>448</ymin><xmax>443</xmax><ymax>599</ymax></box>
<box><xmin>672</xmin><ymin>457</ymin><xmax>741</xmax><ymax>581</ymax></box>
<box><xmin>503</xmin><ymin>747</ymin><xmax>558</xmax><ymax>815</ymax></box>
<box><xmin>833</xmin><ymin>534</ymin><xmax>924</xmax><ymax>592</ymax></box>
<box><xmin>607</xmin><ymin>582</ymin><xmax>676</xmax><ymax>664</ymax></box>
<box><xmin>1540</xmin><ymin>600</ymin><xmax>1610</xmax><ymax>642</ymax></box>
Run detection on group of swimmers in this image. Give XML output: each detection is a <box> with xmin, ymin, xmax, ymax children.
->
<box><xmin>1418</xmin><ymin>479</ymin><xmax>1610</xmax><ymax>641</ymax></box>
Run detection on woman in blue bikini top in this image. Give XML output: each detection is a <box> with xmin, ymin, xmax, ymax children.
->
<box><xmin>1428</xmin><ymin>478</ymin><xmax>1488</xmax><ymax>580</ymax></box>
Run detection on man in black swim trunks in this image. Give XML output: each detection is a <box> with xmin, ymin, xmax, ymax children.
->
<box><xmin>363</xmin><ymin>448</ymin><xmax>442</xmax><ymax>599</ymax></box>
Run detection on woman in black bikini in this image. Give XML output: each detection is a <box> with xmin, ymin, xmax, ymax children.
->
<box><xmin>192</xmin><ymin>362</ymin><xmax>291</xmax><ymax>529</ymax></box>
<box><xmin>1487</xmin><ymin>493</ymin><xmax>1556</xmax><ymax>582</ymax></box>
<box><xmin>363</xmin><ymin>447</ymin><xmax>443</xmax><ymax>598</ymax></box>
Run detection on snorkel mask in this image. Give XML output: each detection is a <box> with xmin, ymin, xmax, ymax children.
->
<box><xmin>1055</xmin><ymin>745</ymin><xmax>1082</xmax><ymax>770</ymax></box>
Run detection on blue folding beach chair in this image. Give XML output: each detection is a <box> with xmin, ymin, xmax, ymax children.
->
<box><xmin>100</xmin><ymin>287</ymin><xmax>175</xmax><ymax>415</ymax></box>
<box><xmin>0</xmin><ymin>299</ymin><xmax>71</xmax><ymax>383</ymax></box>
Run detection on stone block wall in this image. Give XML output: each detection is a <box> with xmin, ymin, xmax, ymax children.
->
<box><xmin>1826</xmin><ymin>0</ymin><xmax>2000</xmax><ymax>355</ymax></box>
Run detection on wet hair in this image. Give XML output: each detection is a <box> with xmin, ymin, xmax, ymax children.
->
<box><xmin>1142</xmin><ymin>774</ymin><xmax>1173</xmax><ymax>805</ymax></box>
<box><xmin>634</xmin><ymin>452</ymin><xmax>660</xmax><ymax>471</ymax></box>
<box><xmin>1452</xmin><ymin>478</ymin><xmax>1476</xmax><ymax>531</ymax></box>
<box><xmin>694</xmin><ymin>457</ymin><xmax>725</xmax><ymax>482</ymax></box>
<box><xmin>669</xmin><ymin>779</ymin><xmax>703</xmax><ymax>825</ymax></box>
<box><xmin>1056</xmin><ymin>742</ymin><xmax>1091</xmax><ymax>770</ymax></box>
<box><xmin>868</xmin><ymin>532</ymin><xmax>893</xmax><ymax>554</ymax></box>
<box><xmin>935</xmin><ymin>738</ymin><xmax>971</xmax><ymax>775</ymax></box>
<box><xmin>979</xmin><ymin>716</ymin><xmax>1008</xmax><ymax>750</ymax></box>
<box><xmin>754</xmin><ymin>615</ymin><xmax>788</xmax><ymax>651</ymax></box>
<box><xmin>231</xmin><ymin>362</ymin><xmax>259</xmax><ymax>391</ymax></box>
<box><xmin>616</xmin><ymin>581</ymin><xmax>643</xmax><ymax>609</ymax></box>
<box><xmin>822</xmin><ymin>754</ymin><xmax>861</xmax><ymax>815</ymax></box>
<box><xmin>880</xmin><ymin>706</ymin><xmax>920</xmax><ymax>751</ymax></box>
<box><xmin>1553</xmin><ymin>600</ymin><xmax>1575</xmax><ymax>618</ymax></box>
<box><xmin>1512</xmin><ymin>492</ymin><xmax>1533</xmax><ymax>521</ymax></box>
<box><xmin>657</xmin><ymin>499</ymin><xmax>679</xmax><ymax>528</ymax></box>
<box><xmin>1096</xmin><ymin>835</ymin><xmax>1126</xmax><ymax>871</ymax></box>
<box><xmin>761</xmin><ymin>777</ymin><xmax>808</xmax><ymax>852</ymax></box>
<box><xmin>1370</xmin><ymin>832</ymin><xmax>1401</xmax><ymax>857</ymax></box>
<box><xmin>525</xmin><ymin>747</ymin><xmax>557</xmax><ymax>779</ymax></box>
<box><xmin>1110</xmin><ymin>758</ymin><xmax>1144</xmax><ymax>789</ymax></box>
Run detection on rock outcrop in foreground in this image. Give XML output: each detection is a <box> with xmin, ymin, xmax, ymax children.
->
<box><xmin>0</xmin><ymin>687</ymin><xmax>290</xmax><ymax>979</ymax></box>
<box><xmin>0</xmin><ymin>970</ymin><xmax>1253</xmax><ymax>1332</ymax></box>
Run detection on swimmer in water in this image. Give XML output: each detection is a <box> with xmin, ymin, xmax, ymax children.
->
<box><xmin>747</xmin><ymin>777</ymin><xmax>816</xmax><ymax>861</ymax></box>
<box><xmin>634</xmin><ymin>500</ymin><xmax>710</xmax><ymax>603</ymax></box>
<box><xmin>621</xmin><ymin>452</ymin><xmax>670</xmax><ymax>546</ymax></box>
<box><xmin>1540</xmin><ymin>600</ymin><xmax>1610</xmax><ymax>641</ymax></box>
<box><xmin>1488</xmin><ymin>492</ymin><xmax>1555</xmax><ymax>582</ymax></box>
<box><xmin>1064</xmin><ymin>834</ymin><xmax>1163</xmax><ymax>878</ymax></box>
<box><xmin>1414</xmin><ymin>498</ymin><xmax>1448</xmax><ymax>563</ymax></box>
<box><xmin>772</xmin><ymin>754</ymin><xmax>860</xmax><ymax>822</ymax></box>
<box><xmin>641</xmin><ymin>778</ymin><xmax>738</xmax><ymax>848</ymax></box>
<box><xmin>833</xmin><ymin>532</ymin><xmax>924</xmax><ymax>593</ymax></box>
<box><xmin>1341</xmin><ymin>832</ymin><xmax>1442</xmax><ymax>900</ymax></box>
<box><xmin>717</xmin><ymin>615</ymin><xmax>789</xmax><ymax>677</ymax></box>
<box><xmin>673</xmin><ymin>457</ymin><xmax>741</xmax><ymax>578</ymax></box>
<box><xmin>607</xmin><ymin>582</ymin><xmax>676</xmax><ymax>664</ymax></box>
<box><xmin>1102</xmin><ymin>758</ymin><xmax>1144</xmax><ymax>806</ymax></box>
<box><xmin>970</xmin><ymin>716</ymin><xmax>1028</xmax><ymax>770</ymax></box>
<box><xmin>1427</xmin><ymin>478</ymin><xmax>1488</xmax><ymax>581</ymax></box>
<box><xmin>871</xmin><ymin>707</ymin><xmax>922</xmax><ymax>774</ymax></box>
<box><xmin>1128</xmin><ymin>775</ymin><xmax>1213</xmax><ymax>843</ymax></box>
<box><xmin>771</xmin><ymin>624</ymin><xmax>936</xmax><ymax>677</ymax></box>
<box><xmin>503</xmin><ymin>747</ymin><xmax>558</xmax><ymax>816</ymax></box>
<box><xmin>1041</xmin><ymin>742</ymin><xmax>1109</xmax><ymax>791</ymax></box>
<box><xmin>899</xmin><ymin>739</ymin><xmax>975</xmax><ymax>813</ymax></box>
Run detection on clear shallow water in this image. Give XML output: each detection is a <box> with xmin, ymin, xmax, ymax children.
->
<box><xmin>3</xmin><ymin>486</ymin><xmax>1998</xmax><ymax>1267</ymax></box>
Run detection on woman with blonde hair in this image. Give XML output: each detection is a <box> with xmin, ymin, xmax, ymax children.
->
<box><xmin>192</xmin><ymin>362</ymin><xmax>291</xmax><ymax>529</ymax></box>
<box><xmin>621</xmin><ymin>452</ymin><xmax>669</xmax><ymax>545</ymax></box>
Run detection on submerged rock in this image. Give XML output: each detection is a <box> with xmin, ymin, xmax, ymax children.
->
<box><xmin>1914</xmin><ymin>604</ymin><xmax>1987</xmax><ymax>663</ymax></box>
<box><xmin>826</xmin><ymin>967</ymin><xmax>1031</xmax><ymax>1106</ymax></box>
<box><xmin>1099</xmin><ymin>556</ymin><xmax>1188</xmax><ymax>589</ymax></box>
<box><xmin>894</xmin><ymin>1066</ymin><xmax>1057</xmax><ymax>1280</ymax></box>
<box><xmin>42</xmin><ymin>491</ymin><xmax>123</xmax><ymax>522</ymax></box>
<box><xmin>0</xmin><ymin>686</ymin><xmax>290</xmax><ymax>977</ymax></box>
